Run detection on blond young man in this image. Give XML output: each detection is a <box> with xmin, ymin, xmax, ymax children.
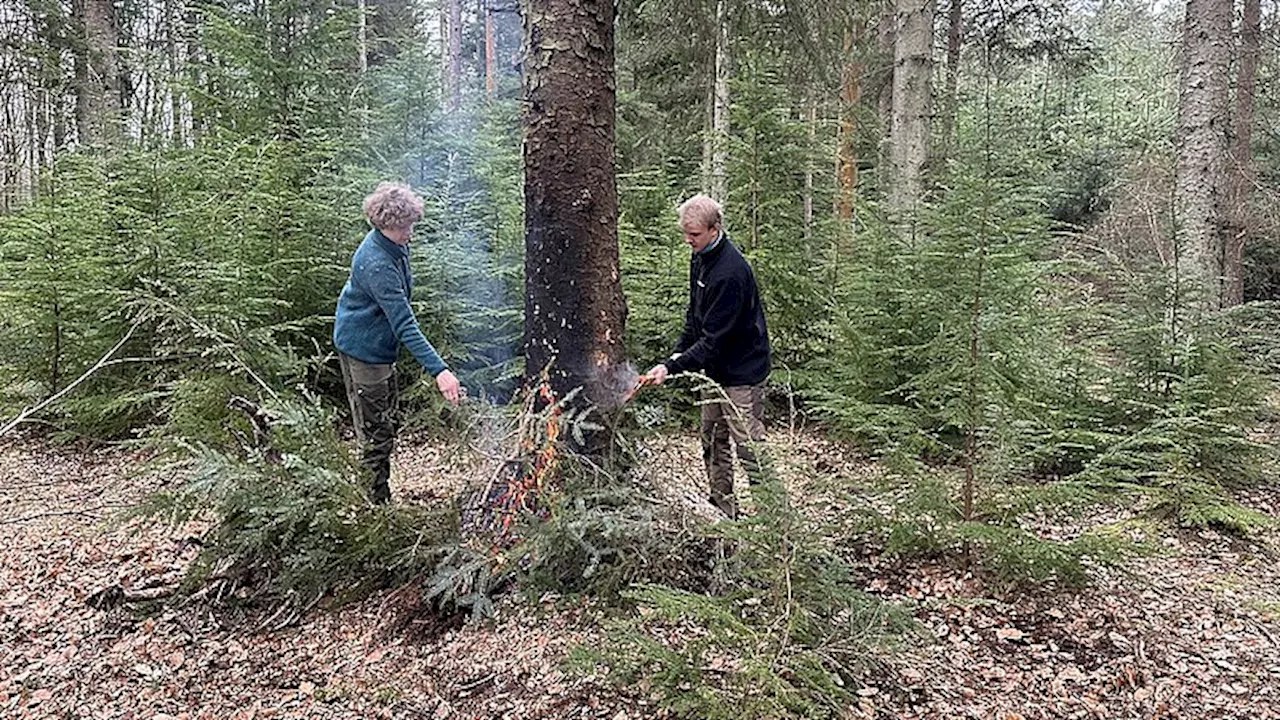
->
<box><xmin>644</xmin><ymin>195</ymin><xmax>771</xmax><ymax>518</ymax></box>
<box><xmin>333</xmin><ymin>182</ymin><xmax>462</xmax><ymax>503</ymax></box>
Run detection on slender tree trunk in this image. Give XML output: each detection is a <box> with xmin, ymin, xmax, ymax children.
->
<box><xmin>51</xmin><ymin>292</ymin><xmax>62</xmax><ymax>394</ymax></box>
<box><xmin>2</xmin><ymin>88</ymin><xmax>14</xmax><ymax>213</ymax></box>
<box><xmin>368</xmin><ymin>0</ymin><xmax>412</xmax><ymax>65</ymax></box>
<box><xmin>485</xmin><ymin>3</ymin><xmax>497</xmax><ymax>97</ymax></box>
<box><xmin>72</xmin><ymin>0</ymin><xmax>90</xmax><ymax>143</ymax></box>
<box><xmin>8</xmin><ymin>32</ymin><xmax>32</xmax><ymax>206</ymax></box>
<box><xmin>709</xmin><ymin>0</ymin><xmax>730</xmax><ymax>203</ymax></box>
<box><xmin>25</xmin><ymin>87</ymin><xmax>38</xmax><ymax>200</ymax></box>
<box><xmin>438</xmin><ymin>6</ymin><xmax>449</xmax><ymax>98</ymax></box>
<box><xmin>963</xmin><ymin>247</ymin><xmax>983</xmax><ymax>525</ymax></box>
<box><xmin>74</xmin><ymin>0</ymin><xmax>122</xmax><ymax>146</ymax></box>
<box><xmin>887</xmin><ymin>0</ymin><xmax>934</xmax><ymax>216</ymax></box>
<box><xmin>836</xmin><ymin>23</ymin><xmax>862</xmax><ymax>221</ymax></box>
<box><xmin>803</xmin><ymin>95</ymin><xmax>815</xmax><ymax>237</ymax></box>
<box><xmin>29</xmin><ymin>0</ymin><xmax>67</xmax><ymax>170</ymax></box>
<box><xmin>701</xmin><ymin>72</ymin><xmax>714</xmax><ymax>191</ymax></box>
<box><xmin>358</xmin><ymin>0</ymin><xmax>369</xmax><ymax>75</ymax></box>
<box><xmin>937</xmin><ymin>0</ymin><xmax>963</xmax><ymax>168</ymax></box>
<box><xmin>1174</xmin><ymin>0</ymin><xmax>1232</xmax><ymax>312</ymax></box>
<box><xmin>1224</xmin><ymin>0</ymin><xmax>1260</xmax><ymax>307</ymax></box>
<box><xmin>523</xmin><ymin>0</ymin><xmax>628</xmax><ymax>443</ymax></box>
<box><xmin>356</xmin><ymin>0</ymin><xmax>369</xmax><ymax>134</ymax></box>
<box><xmin>164</xmin><ymin>0</ymin><xmax>181</xmax><ymax>146</ymax></box>
<box><xmin>875</xmin><ymin>1</ymin><xmax>895</xmax><ymax>180</ymax></box>
<box><xmin>448</xmin><ymin>0</ymin><xmax>462</xmax><ymax>111</ymax></box>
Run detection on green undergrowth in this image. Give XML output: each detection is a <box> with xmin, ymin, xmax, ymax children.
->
<box><xmin>565</xmin><ymin>437</ymin><xmax>917</xmax><ymax>719</ymax></box>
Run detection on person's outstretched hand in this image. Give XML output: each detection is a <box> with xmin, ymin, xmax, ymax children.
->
<box><xmin>644</xmin><ymin>364</ymin><xmax>670</xmax><ymax>386</ymax></box>
<box><xmin>436</xmin><ymin>369</ymin><xmax>463</xmax><ymax>406</ymax></box>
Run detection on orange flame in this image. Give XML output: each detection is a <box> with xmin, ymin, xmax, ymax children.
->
<box><xmin>494</xmin><ymin>381</ymin><xmax>564</xmax><ymax>532</ymax></box>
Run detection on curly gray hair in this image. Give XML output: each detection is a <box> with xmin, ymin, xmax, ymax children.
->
<box><xmin>363</xmin><ymin>182</ymin><xmax>424</xmax><ymax>230</ymax></box>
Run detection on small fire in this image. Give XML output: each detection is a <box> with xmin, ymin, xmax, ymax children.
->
<box><xmin>493</xmin><ymin>381</ymin><xmax>563</xmax><ymax>532</ymax></box>
<box><xmin>484</xmin><ymin>366</ymin><xmax>651</xmax><ymax>537</ymax></box>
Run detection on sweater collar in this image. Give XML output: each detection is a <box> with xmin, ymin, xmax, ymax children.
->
<box><xmin>697</xmin><ymin>231</ymin><xmax>728</xmax><ymax>260</ymax></box>
<box><xmin>370</xmin><ymin>228</ymin><xmax>410</xmax><ymax>259</ymax></box>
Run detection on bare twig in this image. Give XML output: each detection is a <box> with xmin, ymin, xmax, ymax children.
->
<box><xmin>0</xmin><ymin>320</ymin><xmax>142</xmax><ymax>437</ymax></box>
<box><xmin>0</xmin><ymin>503</ymin><xmax>126</xmax><ymax>526</ymax></box>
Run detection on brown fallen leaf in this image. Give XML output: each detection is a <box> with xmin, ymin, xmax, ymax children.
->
<box><xmin>996</xmin><ymin>627</ymin><xmax>1025</xmax><ymax>642</ymax></box>
<box><xmin>166</xmin><ymin>650</ymin><xmax>185</xmax><ymax>670</ymax></box>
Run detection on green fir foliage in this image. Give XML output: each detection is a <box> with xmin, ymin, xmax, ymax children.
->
<box><xmin>577</xmin><ymin>455</ymin><xmax>912</xmax><ymax>719</ymax></box>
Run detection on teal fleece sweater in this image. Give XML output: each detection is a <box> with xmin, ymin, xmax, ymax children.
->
<box><xmin>333</xmin><ymin>229</ymin><xmax>448</xmax><ymax>376</ymax></box>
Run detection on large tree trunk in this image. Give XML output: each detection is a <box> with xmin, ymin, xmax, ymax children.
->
<box><xmin>886</xmin><ymin>0</ymin><xmax>934</xmax><ymax>216</ymax></box>
<box><xmin>523</xmin><ymin>0</ymin><xmax>628</xmax><ymax>441</ymax></box>
<box><xmin>1174</xmin><ymin>0</ymin><xmax>1232</xmax><ymax>312</ymax></box>
<box><xmin>73</xmin><ymin>0</ymin><xmax>122</xmax><ymax>146</ymax></box>
<box><xmin>1224</xmin><ymin>0</ymin><xmax>1260</xmax><ymax>307</ymax></box>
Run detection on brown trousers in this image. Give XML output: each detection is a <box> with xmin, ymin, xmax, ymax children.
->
<box><xmin>339</xmin><ymin>353</ymin><xmax>398</xmax><ymax>504</ymax></box>
<box><xmin>700</xmin><ymin>384</ymin><xmax>766</xmax><ymax>519</ymax></box>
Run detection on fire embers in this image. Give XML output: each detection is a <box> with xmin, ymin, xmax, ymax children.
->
<box><xmin>471</xmin><ymin>381</ymin><xmax>565</xmax><ymax>543</ymax></box>
<box><xmin>466</xmin><ymin>364</ymin><xmax>649</xmax><ymax>546</ymax></box>
<box><xmin>501</xmin><ymin>383</ymin><xmax>562</xmax><ymax>531</ymax></box>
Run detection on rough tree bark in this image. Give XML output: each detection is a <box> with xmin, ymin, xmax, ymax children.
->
<box><xmin>1173</xmin><ymin>0</ymin><xmax>1232</xmax><ymax>312</ymax></box>
<box><xmin>886</xmin><ymin>0</ymin><xmax>934</xmax><ymax>216</ymax></box>
<box><xmin>523</xmin><ymin>0</ymin><xmax>628</xmax><ymax>437</ymax></box>
<box><xmin>1224</xmin><ymin>0</ymin><xmax>1260</xmax><ymax>307</ymax></box>
<box><xmin>73</xmin><ymin>0</ymin><xmax>122</xmax><ymax>146</ymax></box>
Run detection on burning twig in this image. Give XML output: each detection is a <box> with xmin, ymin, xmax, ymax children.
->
<box><xmin>466</xmin><ymin>373</ymin><xmax>570</xmax><ymax>543</ymax></box>
<box><xmin>620</xmin><ymin>371</ymin><xmax>658</xmax><ymax>404</ymax></box>
<box><xmin>493</xmin><ymin>382</ymin><xmax>563</xmax><ymax>532</ymax></box>
<box><xmin>465</xmin><ymin>363</ymin><xmax>659</xmax><ymax>545</ymax></box>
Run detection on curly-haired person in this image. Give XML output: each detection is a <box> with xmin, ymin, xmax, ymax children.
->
<box><xmin>334</xmin><ymin>182</ymin><xmax>463</xmax><ymax>504</ymax></box>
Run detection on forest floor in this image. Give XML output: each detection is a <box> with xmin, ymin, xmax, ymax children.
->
<box><xmin>3</xmin><ymin>427</ymin><xmax>1280</xmax><ymax>720</ymax></box>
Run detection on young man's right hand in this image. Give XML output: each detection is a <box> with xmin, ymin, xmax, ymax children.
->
<box><xmin>436</xmin><ymin>369</ymin><xmax>463</xmax><ymax>405</ymax></box>
<box><xmin>644</xmin><ymin>364</ymin><xmax>669</xmax><ymax>386</ymax></box>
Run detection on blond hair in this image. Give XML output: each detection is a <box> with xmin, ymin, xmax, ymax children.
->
<box><xmin>363</xmin><ymin>182</ymin><xmax>424</xmax><ymax>230</ymax></box>
<box><xmin>677</xmin><ymin>194</ymin><xmax>724</xmax><ymax>232</ymax></box>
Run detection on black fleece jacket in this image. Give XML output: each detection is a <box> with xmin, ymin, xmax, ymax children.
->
<box><xmin>665</xmin><ymin>234</ymin><xmax>771</xmax><ymax>386</ymax></box>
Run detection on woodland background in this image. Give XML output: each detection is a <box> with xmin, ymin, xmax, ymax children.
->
<box><xmin>3</xmin><ymin>0</ymin><xmax>1280</xmax><ymax>717</ymax></box>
